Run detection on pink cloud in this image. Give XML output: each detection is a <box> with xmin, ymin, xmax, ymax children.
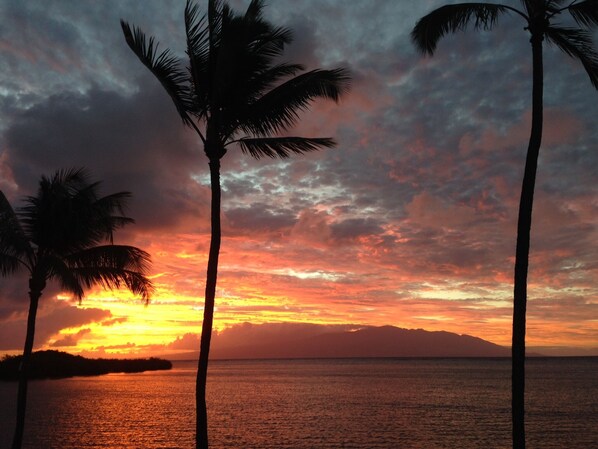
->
<box><xmin>50</xmin><ymin>328</ymin><xmax>92</xmax><ymax>347</ymax></box>
<box><xmin>167</xmin><ymin>333</ymin><xmax>200</xmax><ymax>350</ymax></box>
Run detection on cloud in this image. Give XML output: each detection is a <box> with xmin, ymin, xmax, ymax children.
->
<box><xmin>0</xmin><ymin>301</ymin><xmax>113</xmax><ymax>351</ymax></box>
<box><xmin>101</xmin><ymin>317</ymin><xmax>128</xmax><ymax>327</ymax></box>
<box><xmin>0</xmin><ymin>0</ymin><xmax>597</xmax><ymax>354</ymax></box>
<box><xmin>0</xmin><ymin>272</ymin><xmax>65</xmax><ymax>321</ymax></box>
<box><xmin>291</xmin><ymin>209</ymin><xmax>332</xmax><ymax>245</ymax></box>
<box><xmin>50</xmin><ymin>328</ymin><xmax>92</xmax><ymax>347</ymax></box>
<box><xmin>167</xmin><ymin>333</ymin><xmax>200</xmax><ymax>350</ymax></box>
<box><xmin>212</xmin><ymin>321</ymin><xmax>361</xmax><ymax>349</ymax></box>
<box><xmin>225</xmin><ymin>202</ymin><xmax>297</xmax><ymax>235</ymax></box>
<box><xmin>330</xmin><ymin>217</ymin><xmax>385</xmax><ymax>241</ymax></box>
<box><xmin>4</xmin><ymin>81</ymin><xmax>209</xmax><ymax>234</ymax></box>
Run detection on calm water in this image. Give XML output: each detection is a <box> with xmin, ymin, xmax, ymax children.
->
<box><xmin>0</xmin><ymin>358</ymin><xmax>596</xmax><ymax>448</ymax></box>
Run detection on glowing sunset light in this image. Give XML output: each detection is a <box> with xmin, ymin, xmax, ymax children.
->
<box><xmin>0</xmin><ymin>0</ymin><xmax>597</xmax><ymax>362</ymax></box>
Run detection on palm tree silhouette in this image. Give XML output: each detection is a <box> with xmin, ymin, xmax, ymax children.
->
<box><xmin>0</xmin><ymin>168</ymin><xmax>153</xmax><ymax>449</ymax></box>
<box><xmin>121</xmin><ymin>0</ymin><xmax>349</xmax><ymax>447</ymax></box>
<box><xmin>411</xmin><ymin>1</ymin><xmax>598</xmax><ymax>448</ymax></box>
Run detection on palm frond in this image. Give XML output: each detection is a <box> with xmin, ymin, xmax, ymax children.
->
<box><xmin>19</xmin><ymin>169</ymin><xmax>138</xmax><ymax>252</ymax></box>
<box><xmin>412</xmin><ymin>3</ymin><xmax>512</xmax><ymax>55</ymax></box>
<box><xmin>65</xmin><ymin>245</ymin><xmax>153</xmax><ymax>303</ymax></box>
<box><xmin>568</xmin><ymin>0</ymin><xmax>598</xmax><ymax>28</ymax></box>
<box><xmin>237</xmin><ymin>136</ymin><xmax>336</xmax><ymax>159</ymax></box>
<box><xmin>242</xmin><ymin>0</ymin><xmax>292</xmax><ymax>62</ymax></box>
<box><xmin>245</xmin><ymin>63</ymin><xmax>304</xmax><ymax>99</ymax></box>
<box><xmin>201</xmin><ymin>0</ymin><xmax>237</xmax><ymax>115</ymax></box>
<box><xmin>244</xmin><ymin>0</ymin><xmax>264</xmax><ymax>22</ymax></box>
<box><xmin>67</xmin><ymin>245</ymin><xmax>152</xmax><ymax>274</ymax></box>
<box><xmin>251</xmin><ymin>25</ymin><xmax>293</xmax><ymax>61</ymax></box>
<box><xmin>124</xmin><ymin>0</ymin><xmax>348</xmax><ymax>163</ymax></box>
<box><xmin>51</xmin><ymin>167</ymin><xmax>91</xmax><ymax>190</ymax></box>
<box><xmin>92</xmin><ymin>191</ymin><xmax>131</xmax><ymax>217</ymax></box>
<box><xmin>545</xmin><ymin>26</ymin><xmax>598</xmax><ymax>88</ymax></box>
<box><xmin>21</xmin><ymin>170</ymin><xmax>97</xmax><ymax>252</ymax></box>
<box><xmin>121</xmin><ymin>20</ymin><xmax>194</xmax><ymax>126</ymax></box>
<box><xmin>91</xmin><ymin>192</ymin><xmax>135</xmax><ymax>243</ymax></box>
<box><xmin>208</xmin><ymin>0</ymin><xmax>226</xmax><ymax>70</ymax></box>
<box><xmin>0</xmin><ymin>253</ymin><xmax>24</xmax><ymax>276</ymax></box>
<box><xmin>206</xmin><ymin>1</ymin><xmax>295</xmax><ymax>118</ymax></box>
<box><xmin>47</xmin><ymin>256</ymin><xmax>85</xmax><ymax>299</ymax></box>
<box><xmin>70</xmin><ymin>183</ymin><xmax>133</xmax><ymax>245</ymax></box>
<box><xmin>237</xmin><ymin>68</ymin><xmax>350</xmax><ymax>137</ymax></box>
<box><xmin>7</xmin><ymin>168</ymin><xmax>152</xmax><ymax>303</ymax></box>
<box><xmin>0</xmin><ymin>191</ymin><xmax>32</xmax><ymax>275</ymax></box>
<box><xmin>220</xmin><ymin>62</ymin><xmax>303</xmax><ymax>135</ymax></box>
<box><xmin>186</xmin><ymin>0</ymin><xmax>209</xmax><ymax>60</ymax></box>
<box><xmin>519</xmin><ymin>0</ymin><xmax>538</xmax><ymax>16</ymax></box>
<box><xmin>73</xmin><ymin>267</ymin><xmax>153</xmax><ymax>303</ymax></box>
<box><xmin>208</xmin><ymin>0</ymin><xmax>225</xmax><ymax>41</ymax></box>
<box><xmin>185</xmin><ymin>0</ymin><xmax>210</xmax><ymax>119</ymax></box>
<box><xmin>546</xmin><ymin>2</ymin><xmax>565</xmax><ymax>15</ymax></box>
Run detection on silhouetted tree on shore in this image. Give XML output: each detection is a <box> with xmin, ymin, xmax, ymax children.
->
<box><xmin>121</xmin><ymin>1</ymin><xmax>349</xmax><ymax>447</ymax></box>
<box><xmin>0</xmin><ymin>168</ymin><xmax>153</xmax><ymax>449</ymax></box>
<box><xmin>411</xmin><ymin>2</ymin><xmax>598</xmax><ymax>448</ymax></box>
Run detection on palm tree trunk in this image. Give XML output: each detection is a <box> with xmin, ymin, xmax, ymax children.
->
<box><xmin>196</xmin><ymin>158</ymin><xmax>222</xmax><ymax>449</ymax></box>
<box><xmin>12</xmin><ymin>278</ymin><xmax>44</xmax><ymax>449</ymax></box>
<box><xmin>512</xmin><ymin>33</ymin><xmax>543</xmax><ymax>449</ymax></box>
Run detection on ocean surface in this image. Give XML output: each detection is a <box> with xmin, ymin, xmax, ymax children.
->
<box><xmin>0</xmin><ymin>357</ymin><xmax>596</xmax><ymax>449</ymax></box>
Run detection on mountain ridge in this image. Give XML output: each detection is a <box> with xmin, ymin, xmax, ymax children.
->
<box><xmin>176</xmin><ymin>325</ymin><xmax>512</xmax><ymax>360</ymax></box>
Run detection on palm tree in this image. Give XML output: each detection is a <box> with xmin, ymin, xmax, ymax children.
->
<box><xmin>411</xmin><ymin>1</ymin><xmax>598</xmax><ymax>448</ymax></box>
<box><xmin>121</xmin><ymin>1</ymin><xmax>349</xmax><ymax>447</ymax></box>
<box><xmin>0</xmin><ymin>168</ymin><xmax>153</xmax><ymax>449</ymax></box>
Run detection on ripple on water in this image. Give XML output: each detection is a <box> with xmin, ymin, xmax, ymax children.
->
<box><xmin>0</xmin><ymin>358</ymin><xmax>596</xmax><ymax>448</ymax></box>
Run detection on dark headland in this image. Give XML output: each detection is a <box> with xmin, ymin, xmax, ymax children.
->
<box><xmin>0</xmin><ymin>350</ymin><xmax>172</xmax><ymax>380</ymax></box>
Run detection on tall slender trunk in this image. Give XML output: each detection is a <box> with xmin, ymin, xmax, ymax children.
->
<box><xmin>512</xmin><ymin>33</ymin><xmax>543</xmax><ymax>449</ymax></box>
<box><xmin>12</xmin><ymin>277</ymin><xmax>44</xmax><ymax>449</ymax></box>
<box><xmin>196</xmin><ymin>158</ymin><xmax>222</xmax><ymax>449</ymax></box>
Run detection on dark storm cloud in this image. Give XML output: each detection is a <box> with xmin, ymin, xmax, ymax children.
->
<box><xmin>330</xmin><ymin>217</ymin><xmax>385</xmax><ymax>241</ymax></box>
<box><xmin>225</xmin><ymin>202</ymin><xmax>297</xmax><ymax>234</ymax></box>
<box><xmin>4</xmin><ymin>80</ymin><xmax>208</xmax><ymax>231</ymax></box>
<box><xmin>274</xmin><ymin>13</ymin><xmax>320</xmax><ymax>69</ymax></box>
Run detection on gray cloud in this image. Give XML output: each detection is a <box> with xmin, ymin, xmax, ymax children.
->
<box><xmin>4</xmin><ymin>80</ymin><xmax>208</xmax><ymax>232</ymax></box>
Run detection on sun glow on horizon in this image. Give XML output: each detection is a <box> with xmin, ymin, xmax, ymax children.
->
<box><xmin>27</xmin><ymin>266</ymin><xmax>597</xmax><ymax>358</ymax></box>
<box><xmin>2</xmin><ymin>223</ymin><xmax>594</xmax><ymax>359</ymax></box>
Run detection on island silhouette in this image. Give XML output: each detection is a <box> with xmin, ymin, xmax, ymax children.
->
<box><xmin>169</xmin><ymin>325</ymin><xmax>513</xmax><ymax>360</ymax></box>
<box><xmin>0</xmin><ymin>350</ymin><xmax>172</xmax><ymax>380</ymax></box>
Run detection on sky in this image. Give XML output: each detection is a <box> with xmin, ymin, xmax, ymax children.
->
<box><xmin>0</xmin><ymin>0</ymin><xmax>597</xmax><ymax>358</ymax></box>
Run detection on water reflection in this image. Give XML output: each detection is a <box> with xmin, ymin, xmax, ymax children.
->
<box><xmin>0</xmin><ymin>358</ymin><xmax>596</xmax><ymax>448</ymax></box>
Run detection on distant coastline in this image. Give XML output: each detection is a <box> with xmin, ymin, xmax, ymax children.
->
<box><xmin>0</xmin><ymin>350</ymin><xmax>172</xmax><ymax>380</ymax></box>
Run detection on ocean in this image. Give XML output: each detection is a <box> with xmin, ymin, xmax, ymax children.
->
<box><xmin>0</xmin><ymin>358</ymin><xmax>596</xmax><ymax>448</ymax></box>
